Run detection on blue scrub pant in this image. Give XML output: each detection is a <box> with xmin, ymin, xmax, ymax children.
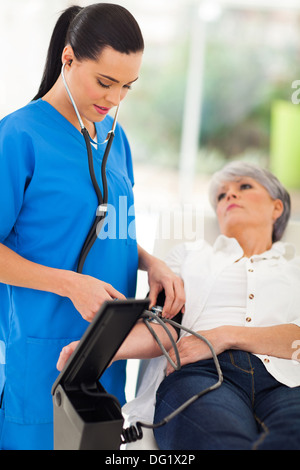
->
<box><xmin>154</xmin><ymin>350</ymin><xmax>300</xmax><ymax>450</ymax></box>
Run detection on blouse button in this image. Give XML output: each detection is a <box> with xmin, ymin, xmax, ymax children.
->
<box><xmin>246</xmin><ymin>317</ymin><xmax>252</xmax><ymax>322</ymax></box>
<box><xmin>264</xmin><ymin>358</ymin><xmax>270</xmax><ymax>364</ymax></box>
<box><xmin>249</xmin><ymin>293</ymin><xmax>254</xmax><ymax>299</ymax></box>
<box><xmin>248</xmin><ymin>269</ymin><xmax>254</xmax><ymax>273</ymax></box>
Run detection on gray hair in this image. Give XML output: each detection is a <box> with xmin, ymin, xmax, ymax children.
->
<box><xmin>209</xmin><ymin>161</ymin><xmax>291</xmax><ymax>242</ymax></box>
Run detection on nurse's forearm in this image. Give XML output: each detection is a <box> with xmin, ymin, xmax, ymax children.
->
<box><xmin>0</xmin><ymin>243</ymin><xmax>125</xmax><ymax>322</ymax></box>
<box><xmin>0</xmin><ymin>243</ymin><xmax>72</xmax><ymax>296</ymax></box>
<box><xmin>137</xmin><ymin>244</ymin><xmax>154</xmax><ymax>271</ymax></box>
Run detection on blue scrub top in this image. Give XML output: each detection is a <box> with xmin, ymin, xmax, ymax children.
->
<box><xmin>0</xmin><ymin>100</ymin><xmax>139</xmax><ymax>449</ymax></box>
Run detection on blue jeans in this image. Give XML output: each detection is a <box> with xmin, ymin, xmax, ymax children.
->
<box><xmin>154</xmin><ymin>351</ymin><xmax>300</xmax><ymax>450</ymax></box>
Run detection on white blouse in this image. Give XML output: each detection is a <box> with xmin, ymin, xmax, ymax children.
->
<box><xmin>192</xmin><ymin>258</ymin><xmax>248</xmax><ymax>331</ymax></box>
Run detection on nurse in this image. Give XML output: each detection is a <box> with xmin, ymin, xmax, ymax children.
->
<box><xmin>0</xmin><ymin>4</ymin><xmax>185</xmax><ymax>450</ymax></box>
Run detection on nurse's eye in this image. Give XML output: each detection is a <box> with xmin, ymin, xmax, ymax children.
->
<box><xmin>97</xmin><ymin>80</ymin><xmax>111</xmax><ymax>89</ymax></box>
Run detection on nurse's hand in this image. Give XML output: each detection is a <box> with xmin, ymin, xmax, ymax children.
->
<box><xmin>67</xmin><ymin>272</ymin><xmax>126</xmax><ymax>323</ymax></box>
<box><xmin>137</xmin><ymin>245</ymin><xmax>185</xmax><ymax>319</ymax></box>
<box><xmin>138</xmin><ymin>245</ymin><xmax>185</xmax><ymax>318</ymax></box>
<box><xmin>147</xmin><ymin>258</ymin><xmax>186</xmax><ymax>319</ymax></box>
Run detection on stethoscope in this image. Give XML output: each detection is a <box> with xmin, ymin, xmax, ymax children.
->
<box><xmin>61</xmin><ymin>63</ymin><xmax>120</xmax><ymax>273</ymax></box>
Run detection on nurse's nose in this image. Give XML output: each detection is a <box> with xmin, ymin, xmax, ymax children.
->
<box><xmin>105</xmin><ymin>88</ymin><xmax>122</xmax><ymax>107</ymax></box>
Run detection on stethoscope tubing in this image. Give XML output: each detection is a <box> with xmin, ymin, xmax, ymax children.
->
<box><xmin>77</xmin><ymin>128</ymin><xmax>114</xmax><ymax>274</ymax></box>
<box><xmin>61</xmin><ymin>63</ymin><xmax>119</xmax><ymax>273</ymax></box>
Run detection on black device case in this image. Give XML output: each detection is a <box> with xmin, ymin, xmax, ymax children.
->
<box><xmin>51</xmin><ymin>298</ymin><xmax>149</xmax><ymax>450</ymax></box>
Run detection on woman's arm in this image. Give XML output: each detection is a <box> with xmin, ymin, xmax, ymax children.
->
<box><xmin>228</xmin><ymin>323</ymin><xmax>300</xmax><ymax>359</ymax></box>
<box><xmin>114</xmin><ymin>320</ymin><xmax>178</xmax><ymax>360</ymax></box>
<box><xmin>165</xmin><ymin>324</ymin><xmax>300</xmax><ymax>375</ymax></box>
<box><xmin>57</xmin><ymin>320</ymin><xmax>178</xmax><ymax>371</ymax></box>
<box><xmin>0</xmin><ymin>243</ymin><xmax>125</xmax><ymax>322</ymax></box>
<box><xmin>137</xmin><ymin>244</ymin><xmax>185</xmax><ymax>318</ymax></box>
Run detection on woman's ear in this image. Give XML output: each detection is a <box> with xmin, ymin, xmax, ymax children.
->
<box><xmin>272</xmin><ymin>199</ymin><xmax>284</xmax><ymax>222</ymax></box>
<box><xmin>61</xmin><ymin>45</ymin><xmax>75</xmax><ymax>66</ymax></box>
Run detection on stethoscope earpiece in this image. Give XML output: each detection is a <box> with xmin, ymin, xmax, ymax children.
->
<box><xmin>61</xmin><ymin>62</ymin><xmax>120</xmax><ymax>146</ymax></box>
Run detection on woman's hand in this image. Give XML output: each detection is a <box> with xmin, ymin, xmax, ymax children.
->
<box><xmin>57</xmin><ymin>341</ymin><xmax>79</xmax><ymax>371</ymax></box>
<box><xmin>65</xmin><ymin>272</ymin><xmax>126</xmax><ymax>323</ymax></box>
<box><xmin>147</xmin><ymin>257</ymin><xmax>186</xmax><ymax>319</ymax></box>
<box><xmin>166</xmin><ymin>327</ymin><xmax>229</xmax><ymax>375</ymax></box>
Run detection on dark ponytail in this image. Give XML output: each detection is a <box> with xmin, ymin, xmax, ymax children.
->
<box><xmin>33</xmin><ymin>6</ymin><xmax>82</xmax><ymax>100</ymax></box>
<box><xmin>33</xmin><ymin>3</ymin><xmax>144</xmax><ymax>101</ymax></box>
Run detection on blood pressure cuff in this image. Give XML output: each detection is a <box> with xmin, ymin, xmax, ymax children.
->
<box><xmin>151</xmin><ymin>290</ymin><xmax>183</xmax><ymax>340</ymax></box>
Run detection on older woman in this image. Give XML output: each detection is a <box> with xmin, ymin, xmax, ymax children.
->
<box><xmin>58</xmin><ymin>162</ymin><xmax>300</xmax><ymax>450</ymax></box>
<box><xmin>150</xmin><ymin>161</ymin><xmax>300</xmax><ymax>450</ymax></box>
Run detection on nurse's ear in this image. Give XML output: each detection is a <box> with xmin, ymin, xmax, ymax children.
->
<box><xmin>62</xmin><ymin>45</ymin><xmax>75</xmax><ymax>68</ymax></box>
